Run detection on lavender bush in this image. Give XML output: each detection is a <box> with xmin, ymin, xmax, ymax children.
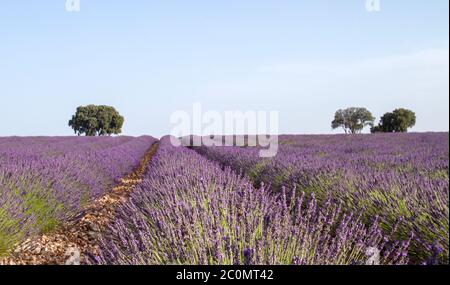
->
<box><xmin>0</xmin><ymin>136</ymin><xmax>156</xmax><ymax>255</ymax></box>
<box><xmin>195</xmin><ymin>133</ymin><xmax>449</xmax><ymax>264</ymax></box>
<box><xmin>92</xmin><ymin>136</ymin><xmax>408</xmax><ymax>265</ymax></box>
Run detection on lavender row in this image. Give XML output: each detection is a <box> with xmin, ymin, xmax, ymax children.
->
<box><xmin>0</xmin><ymin>136</ymin><xmax>156</xmax><ymax>255</ymax></box>
<box><xmin>92</xmin><ymin>136</ymin><xmax>408</xmax><ymax>265</ymax></box>
<box><xmin>194</xmin><ymin>133</ymin><xmax>449</xmax><ymax>264</ymax></box>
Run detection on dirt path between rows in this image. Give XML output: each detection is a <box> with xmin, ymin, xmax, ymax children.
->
<box><xmin>0</xmin><ymin>142</ymin><xmax>159</xmax><ymax>265</ymax></box>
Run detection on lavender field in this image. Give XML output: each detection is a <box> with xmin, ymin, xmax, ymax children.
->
<box><xmin>0</xmin><ymin>133</ymin><xmax>448</xmax><ymax>265</ymax></box>
<box><xmin>91</xmin><ymin>136</ymin><xmax>409</xmax><ymax>265</ymax></box>
<box><xmin>0</xmin><ymin>136</ymin><xmax>156</xmax><ymax>255</ymax></box>
<box><xmin>195</xmin><ymin>133</ymin><xmax>449</xmax><ymax>264</ymax></box>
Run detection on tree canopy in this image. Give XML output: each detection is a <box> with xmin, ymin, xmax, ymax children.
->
<box><xmin>331</xmin><ymin>107</ymin><xmax>375</xmax><ymax>134</ymax></box>
<box><xmin>68</xmin><ymin>105</ymin><xmax>124</xmax><ymax>136</ymax></box>
<box><xmin>371</xmin><ymin>108</ymin><xmax>416</xmax><ymax>133</ymax></box>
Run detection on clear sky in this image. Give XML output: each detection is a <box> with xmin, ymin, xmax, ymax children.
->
<box><xmin>0</xmin><ymin>0</ymin><xmax>448</xmax><ymax>137</ymax></box>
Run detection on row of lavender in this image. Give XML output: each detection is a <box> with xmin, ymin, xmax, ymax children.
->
<box><xmin>0</xmin><ymin>136</ymin><xmax>156</xmax><ymax>255</ymax></box>
<box><xmin>92</xmin><ymin>136</ymin><xmax>409</xmax><ymax>265</ymax></box>
<box><xmin>194</xmin><ymin>133</ymin><xmax>449</xmax><ymax>264</ymax></box>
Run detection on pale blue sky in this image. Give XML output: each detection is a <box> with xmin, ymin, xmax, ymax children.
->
<box><xmin>0</xmin><ymin>0</ymin><xmax>448</xmax><ymax>137</ymax></box>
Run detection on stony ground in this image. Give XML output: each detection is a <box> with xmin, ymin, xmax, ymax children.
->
<box><xmin>0</xmin><ymin>142</ymin><xmax>159</xmax><ymax>265</ymax></box>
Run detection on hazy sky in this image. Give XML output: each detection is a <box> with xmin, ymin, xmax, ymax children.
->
<box><xmin>0</xmin><ymin>0</ymin><xmax>448</xmax><ymax>137</ymax></box>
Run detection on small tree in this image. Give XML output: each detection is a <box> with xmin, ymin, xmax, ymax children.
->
<box><xmin>332</xmin><ymin>107</ymin><xmax>375</xmax><ymax>134</ymax></box>
<box><xmin>69</xmin><ymin>105</ymin><xmax>124</xmax><ymax>136</ymax></box>
<box><xmin>371</xmin><ymin>108</ymin><xmax>416</xmax><ymax>133</ymax></box>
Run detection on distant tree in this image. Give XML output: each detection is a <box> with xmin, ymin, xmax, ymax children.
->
<box><xmin>68</xmin><ymin>105</ymin><xmax>124</xmax><ymax>136</ymax></box>
<box><xmin>332</xmin><ymin>107</ymin><xmax>375</xmax><ymax>134</ymax></box>
<box><xmin>370</xmin><ymin>125</ymin><xmax>382</xmax><ymax>133</ymax></box>
<box><xmin>371</xmin><ymin>112</ymin><xmax>396</xmax><ymax>133</ymax></box>
<box><xmin>371</xmin><ymin>108</ymin><xmax>416</xmax><ymax>133</ymax></box>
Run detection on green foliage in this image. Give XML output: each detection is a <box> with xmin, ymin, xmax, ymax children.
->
<box><xmin>0</xmin><ymin>208</ymin><xmax>19</xmax><ymax>256</ymax></box>
<box><xmin>68</xmin><ymin>105</ymin><xmax>124</xmax><ymax>136</ymax></box>
<box><xmin>22</xmin><ymin>191</ymin><xmax>62</xmax><ymax>233</ymax></box>
<box><xmin>331</xmin><ymin>107</ymin><xmax>375</xmax><ymax>134</ymax></box>
<box><xmin>0</xmin><ymin>184</ymin><xmax>64</xmax><ymax>256</ymax></box>
<box><xmin>371</xmin><ymin>108</ymin><xmax>416</xmax><ymax>133</ymax></box>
